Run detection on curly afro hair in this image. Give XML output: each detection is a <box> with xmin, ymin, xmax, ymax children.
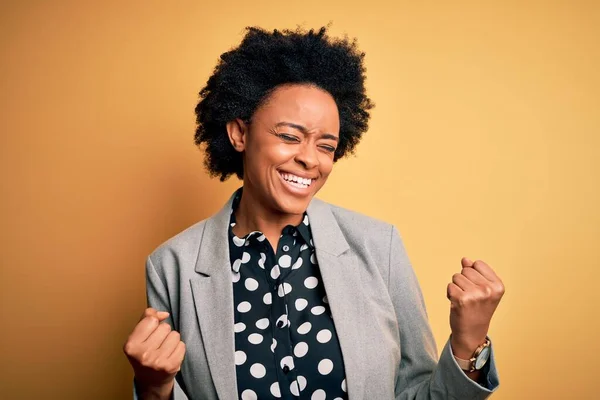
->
<box><xmin>194</xmin><ymin>26</ymin><xmax>374</xmax><ymax>181</ymax></box>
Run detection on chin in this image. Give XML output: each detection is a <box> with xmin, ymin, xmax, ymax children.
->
<box><xmin>274</xmin><ymin>194</ymin><xmax>311</xmax><ymax>215</ymax></box>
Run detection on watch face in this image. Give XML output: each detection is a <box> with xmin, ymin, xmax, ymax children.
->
<box><xmin>475</xmin><ymin>346</ymin><xmax>491</xmax><ymax>370</ymax></box>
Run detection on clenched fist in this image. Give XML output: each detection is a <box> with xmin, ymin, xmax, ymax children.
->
<box><xmin>447</xmin><ymin>258</ymin><xmax>505</xmax><ymax>359</ymax></box>
<box><xmin>123</xmin><ymin>308</ymin><xmax>186</xmax><ymax>400</ymax></box>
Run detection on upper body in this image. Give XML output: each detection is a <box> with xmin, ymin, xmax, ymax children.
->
<box><xmin>135</xmin><ymin>189</ymin><xmax>499</xmax><ymax>399</ymax></box>
<box><xmin>124</xmin><ymin>26</ymin><xmax>505</xmax><ymax>400</ymax></box>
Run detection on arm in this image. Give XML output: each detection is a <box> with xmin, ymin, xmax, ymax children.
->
<box><xmin>131</xmin><ymin>257</ymin><xmax>189</xmax><ymax>400</ymax></box>
<box><xmin>388</xmin><ymin>226</ymin><xmax>500</xmax><ymax>399</ymax></box>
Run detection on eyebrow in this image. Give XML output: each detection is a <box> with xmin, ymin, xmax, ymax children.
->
<box><xmin>275</xmin><ymin>121</ymin><xmax>339</xmax><ymax>142</ymax></box>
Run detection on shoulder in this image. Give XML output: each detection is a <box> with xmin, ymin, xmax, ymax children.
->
<box><xmin>311</xmin><ymin>198</ymin><xmax>401</xmax><ymax>265</ymax></box>
<box><xmin>314</xmin><ymin>197</ymin><xmax>396</xmax><ymax>239</ymax></box>
<box><xmin>147</xmin><ymin>218</ymin><xmax>209</xmax><ymax>274</ymax></box>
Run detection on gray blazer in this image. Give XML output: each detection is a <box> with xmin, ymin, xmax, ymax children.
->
<box><xmin>138</xmin><ymin>192</ymin><xmax>499</xmax><ymax>399</ymax></box>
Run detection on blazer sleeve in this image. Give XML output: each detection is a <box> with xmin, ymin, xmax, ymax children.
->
<box><xmin>132</xmin><ymin>256</ymin><xmax>189</xmax><ymax>400</ymax></box>
<box><xmin>388</xmin><ymin>226</ymin><xmax>500</xmax><ymax>400</ymax></box>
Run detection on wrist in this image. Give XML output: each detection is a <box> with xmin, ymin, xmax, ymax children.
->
<box><xmin>450</xmin><ymin>334</ymin><xmax>488</xmax><ymax>359</ymax></box>
<box><xmin>135</xmin><ymin>378</ymin><xmax>174</xmax><ymax>400</ymax></box>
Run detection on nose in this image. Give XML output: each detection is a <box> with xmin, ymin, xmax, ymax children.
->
<box><xmin>294</xmin><ymin>142</ymin><xmax>319</xmax><ymax>170</ymax></box>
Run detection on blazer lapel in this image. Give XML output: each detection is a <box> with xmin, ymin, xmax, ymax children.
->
<box><xmin>308</xmin><ymin>199</ymin><xmax>367</xmax><ymax>400</ymax></box>
<box><xmin>190</xmin><ymin>194</ymin><xmax>238</xmax><ymax>400</ymax></box>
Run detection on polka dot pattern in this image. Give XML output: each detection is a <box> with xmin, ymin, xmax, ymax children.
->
<box><xmin>295</xmin><ymin>298</ymin><xmax>308</xmax><ymax>311</ymax></box>
<box><xmin>270</xmin><ymin>382</ymin><xmax>281</xmax><ymax>398</ymax></box>
<box><xmin>304</xmin><ymin>276</ymin><xmax>319</xmax><ymax>289</ymax></box>
<box><xmin>234</xmin><ymin>322</ymin><xmax>246</xmax><ymax>333</ymax></box>
<box><xmin>235</xmin><ymin>350</ymin><xmax>247</xmax><ymax>365</ymax></box>
<box><xmin>279</xmin><ymin>254</ymin><xmax>292</xmax><ymax>268</ymax></box>
<box><xmin>250</xmin><ymin>363</ymin><xmax>266</xmax><ymax>378</ymax></box>
<box><xmin>241</xmin><ymin>389</ymin><xmax>257</xmax><ymax>400</ymax></box>
<box><xmin>245</xmin><ymin>278</ymin><xmax>259</xmax><ymax>291</ymax></box>
<box><xmin>294</xmin><ymin>342</ymin><xmax>309</xmax><ymax>357</ymax></box>
<box><xmin>318</xmin><ymin>359</ymin><xmax>334</xmax><ymax>375</ymax></box>
<box><xmin>228</xmin><ymin>189</ymin><xmax>347</xmax><ymax>399</ymax></box>
<box><xmin>255</xmin><ymin>318</ymin><xmax>270</xmax><ymax>330</ymax></box>
<box><xmin>312</xmin><ymin>389</ymin><xmax>326</xmax><ymax>400</ymax></box>
<box><xmin>263</xmin><ymin>292</ymin><xmax>272</xmax><ymax>305</ymax></box>
<box><xmin>297</xmin><ymin>321</ymin><xmax>312</xmax><ymax>335</ymax></box>
<box><xmin>248</xmin><ymin>333</ymin><xmax>263</xmax><ymax>344</ymax></box>
<box><xmin>237</xmin><ymin>301</ymin><xmax>251</xmax><ymax>313</ymax></box>
<box><xmin>317</xmin><ymin>329</ymin><xmax>333</xmax><ymax>343</ymax></box>
<box><xmin>311</xmin><ymin>306</ymin><xmax>326</xmax><ymax>315</ymax></box>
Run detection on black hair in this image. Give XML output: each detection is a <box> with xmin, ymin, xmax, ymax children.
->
<box><xmin>194</xmin><ymin>26</ymin><xmax>374</xmax><ymax>181</ymax></box>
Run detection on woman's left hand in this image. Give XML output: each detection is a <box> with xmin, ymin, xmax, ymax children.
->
<box><xmin>447</xmin><ymin>257</ymin><xmax>505</xmax><ymax>357</ymax></box>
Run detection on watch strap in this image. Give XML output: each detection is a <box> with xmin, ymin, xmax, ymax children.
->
<box><xmin>453</xmin><ymin>355</ymin><xmax>474</xmax><ymax>371</ymax></box>
<box><xmin>453</xmin><ymin>339</ymin><xmax>491</xmax><ymax>372</ymax></box>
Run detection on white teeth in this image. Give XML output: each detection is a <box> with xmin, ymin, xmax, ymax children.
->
<box><xmin>280</xmin><ymin>172</ymin><xmax>313</xmax><ymax>189</ymax></box>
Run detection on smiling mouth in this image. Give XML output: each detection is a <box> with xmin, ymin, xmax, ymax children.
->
<box><xmin>279</xmin><ymin>171</ymin><xmax>314</xmax><ymax>189</ymax></box>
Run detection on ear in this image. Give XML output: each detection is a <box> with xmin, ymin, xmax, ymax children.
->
<box><xmin>226</xmin><ymin>118</ymin><xmax>247</xmax><ymax>152</ymax></box>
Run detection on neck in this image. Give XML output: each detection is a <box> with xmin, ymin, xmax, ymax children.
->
<box><xmin>233</xmin><ymin>186</ymin><xmax>304</xmax><ymax>247</ymax></box>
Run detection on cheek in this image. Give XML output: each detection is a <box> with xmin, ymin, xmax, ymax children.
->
<box><xmin>318</xmin><ymin>155</ymin><xmax>335</xmax><ymax>178</ymax></box>
<box><xmin>258</xmin><ymin>142</ymin><xmax>297</xmax><ymax>165</ymax></box>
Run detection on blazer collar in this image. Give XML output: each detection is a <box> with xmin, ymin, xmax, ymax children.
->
<box><xmin>307</xmin><ymin>196</ymin><xmax>350</xmax><ymax>256</ymax></box>
<box><xmin>194</xmin><ymin>191</ymin><xmax>351</xmax><ymax>276</ymax></box>
<box><xmin>194</xmin><ymin>192</ymin><xmax>235</xmax><ymax>276</ymax></box>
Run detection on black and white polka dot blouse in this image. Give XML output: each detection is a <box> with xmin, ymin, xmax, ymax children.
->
<box><xmin>228</xmin><ymin>191</ymin><xmax>348</xmax><ymax>400</ymax></box>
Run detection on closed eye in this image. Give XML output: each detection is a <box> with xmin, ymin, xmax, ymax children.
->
<box><xmin>319</xmin><ymin>145</ymin><xmax>336</xmax><ymax>153</ymax></box>
<box><xmin>277</xmin><ymin>133</ymin><xmax>300</xmax><ymax>143</ymax></box>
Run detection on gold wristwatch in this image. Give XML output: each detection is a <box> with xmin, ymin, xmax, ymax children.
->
<box><xmin>453</xmin><ymin>339</ymin><xmax>491</xmax><ymax>373</ymax></box>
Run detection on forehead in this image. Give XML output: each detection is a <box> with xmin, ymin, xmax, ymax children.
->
<box><xmin>253</xmin><ymin>84</ymin><xmax>340</xmax><ymax>133</ymax></box>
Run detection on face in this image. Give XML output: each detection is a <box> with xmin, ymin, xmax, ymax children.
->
<box><xmin>227</xmin><ymin>84</ymin><xmax>340</xmax><ymax>216</ymax></box>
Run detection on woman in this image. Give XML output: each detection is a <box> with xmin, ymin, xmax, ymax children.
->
<box><xmin>124</xmin><ymin>27</ymin><xmax>504</xmax><ymax>400</ymax></box>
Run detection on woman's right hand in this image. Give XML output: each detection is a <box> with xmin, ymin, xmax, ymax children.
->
<box><xmin>123</xmin><ymin>308</ymin><xmax>186</xmax><ymax>400</ymax></box>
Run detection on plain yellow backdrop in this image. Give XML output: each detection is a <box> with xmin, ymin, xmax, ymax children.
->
<box><xmin>1</xmin><ymin>1</ymin><xmax>598</xmax><ymax>399</ymax></box>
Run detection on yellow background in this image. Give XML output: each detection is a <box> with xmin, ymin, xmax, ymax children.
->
<box><xmin>1</xmin><ymin>1</ymin><xmax>598</xmax><ymax>399</ymax></box>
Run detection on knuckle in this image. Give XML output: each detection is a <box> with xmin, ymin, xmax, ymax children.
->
<box><xmin>495</xmin><ymin>283</ymin><xmax>506</xmax><ymax>295</ymax></box>
<box><xmin>140</xmin><ymin>350</ymin><xmax>154</xmax><ymax>365</ymax></box>
<box><xmin>456</xmin><ymin>296</ymin><xmax>469</xmax><ymax>307</ymax></box>
<box><xmin>144</xmin><ymin>315</ymin><xmax>159</xmax><ymax>325</ymax></box>
<box><xmin>123</xmin><ymin>341</ymin><xmax>135</xmax><ymax>355</ymax></box>
<box><xmin>452</xmin><ymin>273</ymin><xmax>461</xmax><ymax>281</ymax></box>
<box><xmin>167</xmin><ymin>361</ymin><xmax>180</xmax><ymax>374</ymax></box>
<box><xmin>482</xmin><ymin>285</ymin><xmax>493</xmax><ymax>297</ymax></box>
<box><xmin>151</xmin><ymin>357</ymin><xmax>165</xmax><ymax>370</ymax></box>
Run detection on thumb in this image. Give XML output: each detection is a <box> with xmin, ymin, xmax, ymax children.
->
<box><xmin>156</xmin><ymin>311</ymin><xmax>170</xmax><ymax>321</ymax></box>
<box><xmin>461</xmin><ymin>257</ymin><xmax>474</xmax><ymax>268</ymax></box>
<box><xmin>141</xmin><ymin>307</ymin><xmax>170</xmax><ymax>322</ymax></box>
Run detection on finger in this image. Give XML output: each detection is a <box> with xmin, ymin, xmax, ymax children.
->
<box><xmin>447</xmin><ymin>282</ymin><xmax>462</xmax><ymax>300</ymax></box>
<box><xmin>157</xmin><ymin>331</ymin><xmax>181</xmax><ymax>359</ymax></box>
<box><xmin>141</xmin><ymin>307</ymin><xmax>170</xmax><ymax>321</ymax></box>
<box><xmin>461</xmin><ymin>267</ymin><xmax>488</xmax><ymax>286</ymax></box>
<box><xmin>129</xmin><ymin>315</ymin><xmax>163</xmax><ymax>343</ymax></box>
<box><xmin>461</xmin><ymin>257</ymin><xmax>474</xmax><ymax>268</ymax></box>
<box><xmin>452</xmin><ymin>273</ymin><xmax>475</xmax><ymax>291</ymax></box>
<box><xmin>144</xmin><ymin>322</ymin><xmax>172</xmax><ymax>349</ymax></box>
<box><xmin>471</xmin><ymin>260</ymin><xmax>500</xmax><ymax>282</ymax></box>
<box><xmin>168</xmin><ymin>341</ymin><xmax>186</xmax><ymax>366</ymax></box>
